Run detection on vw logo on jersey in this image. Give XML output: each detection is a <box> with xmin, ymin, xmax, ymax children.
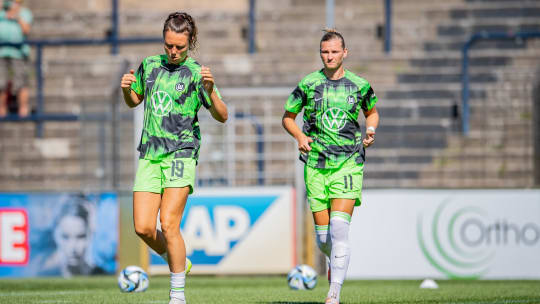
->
<box><xmin>175</xmin><ymin>82</ymin><xmax>185</xmax><ymax>92</ymax></box>
<box><xmin>151</xmin><ymin>91</ymin><xmax>173</xmax><ymax>116</ymax></box>
<box><xmin>347</xmin><ymin>95</ymin><xmax>355</xmax><ymax>105</ymax></box>
<box><xmin>322</xmin><ymin>107</ymin><xmax>348</xmax><ymax>132</ymax></box>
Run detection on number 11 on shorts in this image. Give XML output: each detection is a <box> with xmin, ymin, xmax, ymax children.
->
<box><xmin>343</xmin><ymin>174</ymin><xmax>353</xmax><ymax>191</ymax></box>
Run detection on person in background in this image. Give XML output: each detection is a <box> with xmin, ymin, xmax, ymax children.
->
<box><xmin>282</xmin><ymin>29</ymin><xmax>379</xmax><ymax>304</ymax></box>
<box><xmin>0</xmin><ymin>0</ymin><xmax>32</xmax><ymax>117</ymax></box>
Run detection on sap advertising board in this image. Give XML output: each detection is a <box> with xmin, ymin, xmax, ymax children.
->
<box><xmin>348</xmin><ymin>190</ymin><xmax>540</xmax><ymax>279</ymax></box>
<box><xmin>150</xmin><ymin>187</ymin><xmax>296</xmax><ymax>274</ymax></box>
<box><xmin>0</xmin><ymin>193</ymin><xmax>117</xmax><ymax>277</ymax></box>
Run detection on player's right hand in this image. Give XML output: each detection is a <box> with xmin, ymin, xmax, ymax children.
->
<box><xmin>296</xmin><ymin>133</ymin><xmax>313</xmax><ymax>153</ymax></box>
<box><xmin>121</xmin><ymin>69</ymin><xmax>136</xmax><ymax>89</ymax></box>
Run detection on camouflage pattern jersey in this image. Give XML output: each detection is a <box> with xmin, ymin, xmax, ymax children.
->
<box><xmin>285</xmin><ymin>69</ymin><xmax>377</xmax><ymax>169</ymax></box>
<box><xmin>131</xmin><ymin>55</ymin><xmax>220</xmax><ymax>161</ymax></box>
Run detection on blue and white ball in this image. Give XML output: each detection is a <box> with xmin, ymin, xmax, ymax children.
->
<box><xmin>287</xmin><ymin>264</ymin><xmax>317</xmax><ymax>290</ymax></box>
<box><xmin>118</xmin><ymin>265</ymin><xmax>149</xmax><ymax>292</ymax></box>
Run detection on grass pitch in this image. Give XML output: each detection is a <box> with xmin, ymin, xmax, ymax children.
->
<box><xmin>1</xmin><ymin>275</ymin><xmax>539</xmax><ymax>304</ymax></box>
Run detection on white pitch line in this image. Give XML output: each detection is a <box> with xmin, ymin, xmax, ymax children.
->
<box><xmin>445</xmin><ymin>300</ymin><xmax>540</xmax><ymax>304</ymax></box>
<box><xmin>0</xmin><ymin>290</ymin><xmax>84</xmax><ymax>297</ymax></box>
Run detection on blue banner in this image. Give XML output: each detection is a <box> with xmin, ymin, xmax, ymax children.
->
<box><xmin>0</xmin><ymin>192</ymin><xmax>118</xmax><ymax>277</ymax></box>
<box><xmin>151</xmin><ymin>194</ymin><xmax>276</xmax><ymax>266</ymax></box>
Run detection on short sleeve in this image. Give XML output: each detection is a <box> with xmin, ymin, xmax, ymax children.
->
<box><xmin>360</xmin><ymin>84</ymin><xmax>377</xmax><ymax>112</ymax></box>
<box><xmin>284</xmin><ymin>81</ymin><xmax>307</xmax><ymax>113</ymax></box>
<box><xmin>20</xmin><ymin>8</ymin><xmax>33</xmax><ymax>24</ymax></box>
<box><xmin>131</xmin><ymin>61</ymin><xmax>145</xmax><ymax>96</ymax></box>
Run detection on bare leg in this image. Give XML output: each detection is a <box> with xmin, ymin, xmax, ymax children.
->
<box><xmin>313</xmin><ymin>208</ymin><xmax>330</xmax><ymax>226</ymax></box>
<box><xmin>133</xmin><ymin>191</ymin><xmax>168</xmax><ymax>254</ymax></box>
<box><xmin>312</xmin><ymin>198</ymin><xmax>355</xmax><ymax>225</ymax></box>
<box><xmin>160</xmin><ymin>187</ymin><xmax>190</xmax><ymax>273</ymax></box>
<box><xmin>17</xmin><ymin>87</ymin><xmax>29</xmax><ymax>117</ymax></box>
<box><xmin>0</xmin><ymin>91</ymin><xmax>7</xmax><ymax>117</ymax></box>
<box><xmin>330</xmin><ymin>198</ymin><xmax>355</xmax><ymax>216</ymax></box>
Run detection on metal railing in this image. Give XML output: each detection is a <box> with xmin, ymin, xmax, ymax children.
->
<box><xmin>0</xmin><ymin>38</ymin><xmax>162</xmax><ymax>136</ymax></box>
<box><xmin>461</xmin><ymin>31</ymin><xmax>540</xmax><ymax>135</ymax></box>
<box><xmin>248</xmin><ymin>0</ymin><xmax>256</xmax><ymax>54</ymax></box>
<box><xmin>384</xmin><ymin>0</ymin><xmax>392</xmax><ymax>53</ymax></box>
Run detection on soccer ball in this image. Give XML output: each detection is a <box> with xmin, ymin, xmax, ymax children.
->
<box><xmin>117</xmin><ymin>265</ymin><xmax>149</xmax><ymax>292</ymax></box>
<box><xmin>287</xmin><ymin>264</ymin><xmax>317</xmax><ymax>290</ymax></box>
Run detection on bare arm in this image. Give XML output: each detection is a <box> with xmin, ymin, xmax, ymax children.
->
<box><xmin>120</xmin><ymin>69</ymin><xmax>143</xmax><ymax>108</ymax></box>
<box><xmin>207</xmin><ymin>90</ymin><xmax>228</xmax><ymax>123</ymax></box>
<box><xmin>201</xmin><ymin>66</ymin><xmax>228</xmax><ymax>123</ymax></box>
<box><xmin>17</xmin><ymin>18</ymin><xmax>30</xmax><ymax>35</ymax></box>
<box><xmin>282</xmin><ymin>111</ymin><xmax>313</xmax><ymax>153</ymax></box>
<box><xmin>362</xmin><ymin>105</ymin><xmax>379</xmax><ymax>148</ymax></box>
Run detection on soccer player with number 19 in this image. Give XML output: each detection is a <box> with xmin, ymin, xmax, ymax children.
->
<box><xmin>282</xmin><ymin>29</ymin><xmax>379</xmax><ymax>304</ymax></box>
<box><xmin>120</xmin><ymin>12</ymin><xmax>228</xmax><ymax>304</ymax></box>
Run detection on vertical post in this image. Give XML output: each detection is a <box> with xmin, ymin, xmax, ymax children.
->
<box><xmin>112</xmin><ymin>82</ymin><xmax>118</xmax><ymax>189</ymax></box>
<box><xmin>248</xmin><ymin>0</ymin><xmax>256</xmax><ymax>54</ymax></box>
<box><xmin>227</xmin><ymin>105</ymin><xmax>236</xmax><ymax>186</ymax></box>
<box><xmin>112</xmin><ymin>59</ymin><xmax>129</xmax><ymax>189</ymax></box>
<box><xmin>326</xmin><ymin>0</ymin><xmax>335</xmax><ymax>29</ymax></box>
<box><xmin>461</xmin><ymin>41</ymin><xmax>471</xmax><ymax>136</ymax></box>
<box><xmin>111</xmin><ymin>0</ymin><xmax>119</xmax><ymax>55</ymax></box>
<box><xmin>99</xmin><ymin>115</ymin><xmax>106</xmax><ymax>190</ymax></box>
<box><xmin>36</xmin><ymin>44</ymin><xmax>44</xmax><ymax>137</ymax></box>
<box><xmin>255</xmin><ymin>123</ymin><xmax>264</xmax><ymax>185</ymax></box>
<box><xmin>294</xmin><ymin>152</ymin><xmax>305</xmax><ymax>266</ymax></box>
<box><xmin>384</xmin><ymin>0</ymin><xmax>392</xmax><ymax>53</ymax></box>
<box><xmin>533</xmin><ymin>68</ymin><xmax>540</xmax><ymax>186</ymax></box>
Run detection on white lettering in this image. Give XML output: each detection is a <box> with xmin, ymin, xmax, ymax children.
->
<box><xmin>182</xmin><ymin>206</ymin><xmax>251</xmax><ymax>256</ymax></box>
<box><xmin>0</xmin><ymin>211</ymin><xmax>28</xmax><ymax>264</ymax></box>
<box><xmin>183</xmin><ymin>206</ymin><xmax>215</xmax><ymax>255</ymax></box>
<box><xmin>214</xmin><ymin>206</ymin><xmax>250</xmax><ymax>253</ymax></box>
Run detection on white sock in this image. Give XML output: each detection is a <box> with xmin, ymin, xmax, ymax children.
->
<box><xmin>315</xmin><ymin>224</ymin><xmax>332</xmax><ymax>257</ymax></box>
<box><xmin>170</xmin><ymin>271</ymin><xmax>185</xmax><ymax>301</ymax></box>
<box><xmin>328</xmin><ymin>211</ymin><xmax>351</xmax><ymax>302</ymax></box>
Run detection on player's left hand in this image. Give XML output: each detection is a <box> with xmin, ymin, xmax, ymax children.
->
<box><xmin>201</xmin><ymin>66</ymin><xmax>214</xmax><ymax>95</ymax></box>
<box><xmin>363</xmin><ymin>129</ymin><xmax>375</xmax><ymax>147</ymax></box>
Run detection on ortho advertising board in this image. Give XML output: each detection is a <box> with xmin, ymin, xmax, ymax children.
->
<box><xmin>348</xmin><ymin>189</ymin><xmax>540</xmax><ymax>279</ymax></box>
<box><xmin>0</xmin><ymin>193</ymin><xmax>118</xmax><ymax>277</ymax></box>
<box><xmin>149</xmin><ymin>187</ymin><xmax>296</xmax><ymax>274</ymax></box>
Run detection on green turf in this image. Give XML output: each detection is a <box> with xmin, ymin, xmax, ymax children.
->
<box><xmin>0</xmin><ymin>275</ymin><xmax>539</xmax><ymax>304</ymax></box>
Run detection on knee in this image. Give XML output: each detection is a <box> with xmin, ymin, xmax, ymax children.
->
<box><xmin>134</xmin><ymin>223</ymin><xmax>155</xmax><ymax>240</ymax></box>
<box><xmin>160</xmin><ymin>215</ymin><xmax>180</xmax><ymax>237</ymax></box>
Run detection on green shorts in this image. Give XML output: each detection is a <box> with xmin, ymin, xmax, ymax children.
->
<box><xmin>304</xmin><ymin>157</ymin><xmax>364</xmax><ymax>213</ymax></box>
<box><xmin>133</xmin><ymin>156</ymin><xmax>196</xmax><ymax>194</ymax></box>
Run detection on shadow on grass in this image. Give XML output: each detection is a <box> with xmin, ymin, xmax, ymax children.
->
<box><xmin>257</xmin><ymin>302</ymin><xmax>323</xmax><ymax>304</ymax></box>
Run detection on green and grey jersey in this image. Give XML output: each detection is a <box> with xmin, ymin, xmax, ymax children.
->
<box><xmin>131</xmin><ymin>55</ymin><xmax>220</xmax><ymax>161</ymax></box>
<box><xmin>285</xmin><ymin>69</ymin><xmax>377</xmax><ymax>169</ymax></box>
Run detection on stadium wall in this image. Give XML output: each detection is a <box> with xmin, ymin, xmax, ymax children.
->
<box><xmin>348</xmin><ymin>189</ymin><xmax>540</xmax><ymax>280</ymax></box>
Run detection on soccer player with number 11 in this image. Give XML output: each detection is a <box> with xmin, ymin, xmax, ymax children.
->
<box><xmin>282</xmin><ymin>29</ymin><xmax>379</xmax><ymax>304</ymax></box>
